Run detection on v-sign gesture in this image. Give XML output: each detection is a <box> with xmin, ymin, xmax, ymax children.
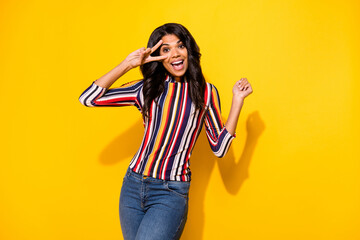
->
<box><xmin>94</xmin><ymin>40</ymin><xmax>167</xmax><ymax>88</ymax></box>
<box><xmin>125</xmin><ymin>40</ymin><xmax>167</xmax><ymax>69</ymax></box>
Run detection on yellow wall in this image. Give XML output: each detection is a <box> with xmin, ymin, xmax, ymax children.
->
<box><xmin>1</xmin><ymin>0</ymin><xmax>359</xmax><ymax>239</ymax></box>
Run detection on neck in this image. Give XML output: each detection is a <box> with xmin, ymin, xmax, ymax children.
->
<box><xmin>166</xmin><ymin>74</ymin><xmax>185</xmax><ymax>83</ymax></box>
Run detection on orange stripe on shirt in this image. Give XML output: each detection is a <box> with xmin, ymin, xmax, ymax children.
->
<box><xmin>144</xmin><ymin>83</ymin><xmax>175</xmax><ymax>176</ymax></box>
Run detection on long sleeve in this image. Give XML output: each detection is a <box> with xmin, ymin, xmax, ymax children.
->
<box><xmin>204</xmin><ymin>84</ymin><xmax>235</xmax><ymax>158</ymax></box>
<box><xmin>79</xmin><ymin>80</ymin><xmax>143</xmax><ymax>110</ymax></box>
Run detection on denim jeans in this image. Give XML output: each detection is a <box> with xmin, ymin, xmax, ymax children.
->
<box><xmin>119</xmin><ymin>167</ymin><xmax>190</xmax><ymax>240</ymax></box>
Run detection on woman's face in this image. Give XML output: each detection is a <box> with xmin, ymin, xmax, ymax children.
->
<box><xmin>159</xmin><ymin>34</ymin><xmax>188</xmax><ymax>82</ymax></box>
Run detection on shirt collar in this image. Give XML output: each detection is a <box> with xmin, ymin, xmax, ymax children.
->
<box><xmin>165</xmin><ymin>75</ymin><xmax>186</xmax><ymax>83</ymax></box>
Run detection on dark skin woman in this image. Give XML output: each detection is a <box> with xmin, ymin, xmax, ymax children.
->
<box><xmin>79</xmin><ymin>23</ymin><xmax>252</xmax><ymax>240</ymax></box>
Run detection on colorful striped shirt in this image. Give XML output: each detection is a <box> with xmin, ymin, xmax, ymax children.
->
<box><xmin>79</xmin><ymin>75</ymin><xmax>235</xmax><ymax>181</ymax></box>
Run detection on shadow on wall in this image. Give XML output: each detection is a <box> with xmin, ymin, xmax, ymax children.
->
<box><xmin>99</xmin><ymin>119</ymin><xmax>144</xmax><ymax>165</ymax></box>
<box><xmin>182</xmin><ymin>111</ymin><xmax>265</xmax><ymax>240</ymax></box>
<box><xmin>98</xmin><ymin>111</ymin><xmax>265</xmax><ymax>240</ymax></box>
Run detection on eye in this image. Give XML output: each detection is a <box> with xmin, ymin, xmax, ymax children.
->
<box><xmin>179</xmin><ymin>44</ymin><xmax>186</xmax><ymax>49</ymax></box>
<box><xmin>162</xmin><ymin>48</ymin><xmax>170</xmax><ymax>53</ymax></box>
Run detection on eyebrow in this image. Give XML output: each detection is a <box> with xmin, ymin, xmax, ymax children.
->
<box><xmin>161</xmin><ymin>40</ymin><xmax>183</xmax><ymax>47</ymax></box>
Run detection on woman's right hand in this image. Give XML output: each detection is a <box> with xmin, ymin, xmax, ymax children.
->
<box><xmin>93</xmin><ymin>40</ymin><xmax>166</xmax><ymax>89</ymax></box>
<box><xmin>125</xmin><ymin>40</ymin><xmax>167</xmax><ymax>69</ymax></box>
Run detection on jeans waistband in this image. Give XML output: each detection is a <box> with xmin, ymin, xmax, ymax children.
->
<box><xmin>126</xmin><ymin>167</ymin><xmax>166</xmax><ymax>183</ymax></box>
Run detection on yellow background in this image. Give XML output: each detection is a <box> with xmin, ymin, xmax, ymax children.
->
<box><xmin>1</xmin><ymin>0</ymin><xmax>359</xmax><ymax>239</ymax></box>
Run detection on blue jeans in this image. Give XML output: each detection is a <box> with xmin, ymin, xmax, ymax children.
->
<box><xmin>119</xmin><ymin>167</ymin><xmax>190</xmax><ymax>240</ymax></box>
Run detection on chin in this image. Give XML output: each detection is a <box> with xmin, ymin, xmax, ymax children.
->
<box><xmin>173</xmin><ymin>72</ymin><xmax>186</xmax><ymax>78</ymax></box>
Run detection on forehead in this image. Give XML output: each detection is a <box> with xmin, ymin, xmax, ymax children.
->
<box><xmin>161</xmin><ymin>34</ymin><xmax>181</xmax><ymax>45</ymax></box>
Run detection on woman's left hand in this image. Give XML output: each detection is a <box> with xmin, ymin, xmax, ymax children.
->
<box><xmin>233</xmin><ymin>78</ymin><xmax>253</xmax><ymax>101</ymax></box>
<box><xmin>225</xmin><ymin>78</ymin><xmax>253</xmax><ymax>135</ymax></box>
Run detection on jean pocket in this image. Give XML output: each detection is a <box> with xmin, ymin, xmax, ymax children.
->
<box><xmin>165</xmin><ymin>181</ymin><xmax>190</xmax><ymax>198</ymax></box>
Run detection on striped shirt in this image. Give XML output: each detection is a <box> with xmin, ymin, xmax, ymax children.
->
<box><xmin>79</xmin><ymin>75</ymin><xmax>235</xmax><ymax>181</ymax></box>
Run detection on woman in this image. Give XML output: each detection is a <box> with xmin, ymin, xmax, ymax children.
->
<box><xmin>79</xmin><ymin>23</ymin><xmax>252</xmax><ymax>240</ymax></box>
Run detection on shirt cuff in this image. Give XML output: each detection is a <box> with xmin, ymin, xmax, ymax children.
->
<box><xmin>93</xmin><ymin>80</ymin><xmax>108</xmax><ymax>90</ymax></box>
<box><xmin>223</xmin><ymin>126</ymin><xmax>236</xmax><ymax>138</ymax></box>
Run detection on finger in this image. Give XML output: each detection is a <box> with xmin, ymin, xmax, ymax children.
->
<box><xmin>143</xmin><ymin>48</ymin><xmax>152</xmax><ymax>58</ymax></box>
<box><xmin>151</xmin><ymin>40</ymin><xmax>163</xmax><ymax>53</ymax></box>
<box><xmin>240</xmin><ymin>78</ymin><xmax>248</xmax><ymax>84</ymax></box>
<box><xmin>139</xmin><ymin>49</ymin><xmax>145</xmax><ymax>58</ymax></box>
<box><xmin>139</xmin><ymin>48</ymin><xmax>148</xmax><ymax>62</ymax></box>
<box><xmin>236</xmin><ymin>83</ymin><xmax>244</xmax><ymax>91</ymax></box>
<box><xmin>144</xmin><ymin>55</ymin><xmax>167</xmax><ymax>63</ymax></box>
<box><xmin>245</xmin><ymin>84</ymin><xmax>253</xmax><ymax>93</ymax></box>
<box><xmin>138</xmin><ymin>48</ymin><xmax>146</xmax><ymax>57</ymax></box>
<box><xmin>239</xmin><ymin>82</ymin><xmax>247</xmax><ymax>91</ymax></box>
<box><xmin>151</xmin><ymin>55</ymin><xmax>167</xmax><ymax>61</ymax></box>
<box><xmin>240</xmin><ymin>78</ymin><xmax>249</xmax><ymax>89</ymax></box>
<box><xmin>239</xmin><ymin>82</ymin><xmax>247</xmax><ymax>90</ymax></box>
<box><xmin>239</xmin><ymin>81</ymin><xmax>248</xmax><ymax>86</ymax></box>
<box><xmin>243</xmin><ymin>83</ymin><xmax>251</xmax><ymax>90</ymax></box>
<box><xmin>237</xmin><ymin>78</ymin><xmax>247</xmax><ymax>85</ymax></box>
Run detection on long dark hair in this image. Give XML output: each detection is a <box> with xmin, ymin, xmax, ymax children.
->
<box><xmin>140</xmin><ymin>23</ymin><xmax>206</xmax><ymax>119</ymax></box>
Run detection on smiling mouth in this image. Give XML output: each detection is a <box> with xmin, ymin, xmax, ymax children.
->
<box><xmin>171</xmin><ymin>60</ymin><xmax>184</xmax><ymax>71</ymax></box>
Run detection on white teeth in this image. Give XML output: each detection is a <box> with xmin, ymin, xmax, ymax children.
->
<box><xmin>172</xmin><ymin>60</ymin><xmax>183</xmax><ymax>65</ymax></box>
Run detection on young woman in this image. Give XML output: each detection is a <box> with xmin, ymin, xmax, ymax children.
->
<box><xmin>79</xmin><ymin>23</ymin><xmax>252</xmax><ymax>240</ymax></box>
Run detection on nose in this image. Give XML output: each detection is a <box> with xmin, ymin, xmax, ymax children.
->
<box><xmin>170</xmin><ymin>48</ymin><xmax>180</xmax><ymax>58</ymax></box>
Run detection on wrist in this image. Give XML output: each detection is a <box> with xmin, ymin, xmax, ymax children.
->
<box><xmin>232</xmin><ymin>96</ymin><xmax>245</xmax><ymax>105</ymax></box>
<box><xmin>229</xmin><ymin>98</ymin><xmax>243</xmax><ymax>114</ymax></box>
<box><xmin>119</xmin><ymin>59</ymin><xmax>133</xmax><ymax>72</ymax></box>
